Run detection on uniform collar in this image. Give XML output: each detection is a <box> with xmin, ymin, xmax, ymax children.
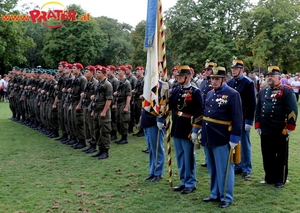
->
<box><xmin>182</xmin><ymin>83</ymin><xmax>191</xmax><ymax>89</ymax></box>
<box><xmin>235</xmin><ymin>74</ymin><xmax>244</xmax><ymax>81</ymax></box>
<box><xmin>214</xmin><ymin>83</ymin><xmax>228</xmax><ymax>93</ymax></box>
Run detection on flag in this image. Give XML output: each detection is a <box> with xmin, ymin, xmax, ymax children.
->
<box><xmin>143</xmin><ymin>0</ymin><xmax>167</xmax><ymax>115</ymax></box>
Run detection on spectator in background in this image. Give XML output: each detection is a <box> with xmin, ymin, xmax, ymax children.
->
<box><xmin>281</xmin><ymin>74</ymin><xmax>288</xmax><ymax>85</ymax></box>
<box><xmin>291</xmin><ymin>74</ymin><xmax>300</xmax><ymax>102</ymax></box>
<box><xmin>257</xmin><ymin>74</ymin><xmax>267</xmax><ymax>92</ymax></box>
<box><xmin>3</xmin><ymin>74</ymin><xmax>9</xmax><ymax>102</ymax></box>
<box><xmin>0</xmin><ymin>75</ymin><xmax>4</xmax><ymax>102</ymax></box>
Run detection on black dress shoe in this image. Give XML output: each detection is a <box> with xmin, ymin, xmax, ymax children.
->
<box><xmin>181</xmin><ymin>187</ymin><xmax>196</xmax><ymax>194</ymax></box>
<box><xmin>242</xmin><ymin>172</ymin><xmax>251</xmax><ymax>178</ymax></box>
<box><xmin>144</xmin><ymin>174</ymin><xmax>155</xmax><ymax>181</ymax></box>
<box><xmin>173</xmin><ymin>185</ymin><xmax>185</xmax><ymax>191</ymax></box>
<box><xmin>219</xmin><ymin>201</ymin><xmax>231</xmax><ymax>208</ymax></box>
<box><xmin>201</xmin><ymin>163</ymin><xmax>207</xmax><ymax>167</ymax></box>
<box><xmin>275</xmin><ymin>183</ymin><xmax>284</xmax><ymax>188</ymax></box>
<box><xmin>142</xmin><ymin>148</ymin><xmax>150</xmax><ymax>154</ymax></box>
<box><xmin>202</xmin><ymin>197</ymin><xmax>220</xmax><ymax>202</ymax></box>
<box><xmin>151</xmin><ymin>176</ymin><xmax>162</xmax><ymax>182</ymax></box>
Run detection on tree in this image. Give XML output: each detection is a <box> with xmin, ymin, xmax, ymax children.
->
<box><xmin>0</xmin><ymin>0</ymin><xmax>35</xmax><ymax>73</ymax></box>
<box><xmin>93</xmin><ymin>16</ymin><xmax>133</xmax><ymax>66</ymax></box>
<box><xmin>42</xmin><ymin>4</ymin><xmax>107</xmax><ymax>68</ymax></box>
<box><xmin>165</xmin><ymin>0</ymin><xmax>251</xmax><ymax>72</ymax></box>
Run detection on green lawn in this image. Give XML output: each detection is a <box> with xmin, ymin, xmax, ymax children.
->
<box><xmin>0</xmin><ymin>102</ymin><xmax>299</xmax><ymax>213</ymax></box>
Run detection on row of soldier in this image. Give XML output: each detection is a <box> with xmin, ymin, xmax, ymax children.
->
<box><xmin>7</xmin><ymin>62</ymin><xmax>145</xmax><ymax>159</ymax></box>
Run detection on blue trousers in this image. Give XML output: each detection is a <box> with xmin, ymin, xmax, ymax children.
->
<box><xmin>204</xmin><ymin>144</ymin><xmax>234</xmax><ymax>203</ymax></box>
<box><xmin>235</xmin><ymin>129</ymin><xmax>252</xmax><ymax>173</ymax></box>
<box><xmin>144</xmin><ymin>125</ymin><xmax>165</xmax><ymax>176</ymax></box>
<box><xmin>173</xmin><ymin>137</ymin><xmax>196</xmax><ymax>188</ymax></box>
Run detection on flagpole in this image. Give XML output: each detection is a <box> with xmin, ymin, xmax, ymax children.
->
<box><xmin>158</xmin><ymin>0</ymin><xmax>172</xmax><ymax>188</ymax></box>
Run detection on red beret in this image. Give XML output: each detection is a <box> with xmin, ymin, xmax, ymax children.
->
<box><xmin>135</xmin><ymin>66</ymin><xmax>144</xmax><ymax>71</ymax></box>
<box><xmin>172</xmin><ymin>66</ymin><xmax>178</xmax><ymax>71</ymax></box>
<box><xmin>125</xmin><ymin>64</ymin><xmax>132</xmax><ymax>70</ymax></box>
<box><xmin>107</xmin><ymin>65</ymin><xmax>116</xmax><ymax>71</ymax></box>
<box><xmin>96</xmin><ymin>66</ymin><xmax>107</xmax><ymax>73</ymax></box>
<box><xmin>85</xmin><ymin>65</ymin><xmax>96</xmax><ymax>71</ymax></box>
<box><xmin>73</xmin><ymin>63</ymin><xmax>83</xmax><ymax>70</ymax></box>
<box><xmin>58</xmin><ymin>61</ymin><xmax>68</xmax><ymax>67</ymax></box>
<box><xmin>118</xmin><ymin>66</ymin><xmax>127</xmax><ymax>71</ymax></box>
<box><xmin>65</xmin><ymin>63</ymin><xmax>73</xmax><ymax>69</ymax></box>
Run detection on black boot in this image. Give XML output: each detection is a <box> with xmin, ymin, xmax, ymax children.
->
<box><xmin>117</xmin><ymin>134</ymin><xmax>128</xmax><ymax>145</ymax></box>
<box><xmin>82</xmin><ymin>143</ymin><xmax>96</xmax><ymax>153</ymax></box>
<box><xmin>110</xmin><ymin>130</ymin><xmax>117</xmax><ymax>140</ymax></box>
<box><xmin>91</xmin><ymin>149</ymin><xmax>103</xmax><ymax>157</ymax></box>
<box><xmin>73</xmin><ymin>139</ymin><xmax>86</xmax><ymax>149</ymax></box>
<box><xmin>56</xmin><ymin>133</ymin><xmax>66</xmax><ymax>141</ymax></box>
<box><xmin>67</xmin><ymin>137</ymin><xmax>77</xmax><ymax>145</ymax></box>
<box><xmin>98</xmin><ymin>148</ymin><xmax>109</xmax><ymax>159</ymax></box>
<box><xmin>61</xmin><ymin>135</ymin><xmax>70</xmax><ymax>144</ymax></box>
<box><xmin>50</xmin><ymin>129</ymin><xmax>59</xmax><ymax>138</ymax></box>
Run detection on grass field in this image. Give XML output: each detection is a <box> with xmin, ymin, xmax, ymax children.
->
<box><xmin>0</xmin><ymin>102</ymin><xmax>300</xmax><ymax>213</ymax></box>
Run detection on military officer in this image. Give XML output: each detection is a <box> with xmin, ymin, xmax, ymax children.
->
<box><xmin>125</xmin><ymin>64</ymin><xmax>138</xmax><ymax>134</ymax></box>
<box><xmin>227</xmin><ymin>58</ymin><xmax>256</xmax><ymax>178</ymax></box>
<box><xmin>114</xmin><ymin>65</ymin><xmax>132</xmax><ymax>144</ymax></box>
<box><xmin>106</xmin><ymin>65</ymin><xmax>119</xmax><ymax>140</ymax></box>
<box><xmin>199</xmin><ymin>60</ymin><xmax>216</xmax><ymax>167</ymax></box>
<box><xmin>90</xmin><ymin>66</ymin><xmax>113</xmax><ymax>159</ymax></box>
<box><xmin>80</xmin><ymin>65</ymin><xmax>98</xmax><ymax>154</ymax></box>
<box><xmin>255</xmin><ymin>65</ymin><xmax>298</xmax><ymax>188</ymax></box>
<box><xmin>132</xmin><ymin>66</ymin><xmax>145</xmax><ymax>137</ymax></box>
<box><xmin>169</xmin><ymin>65</ymin><xmax>204</xmax><ymax>194</ymax></box>
<box><xmin>201</xmin><ymin>66</ymin><xmax>243</xmax><ymax>208</ymax></box>
<box><xmin>69</xmin><ymin>63</ymin><xmax>87</xmax><ymax>149</ymax></box>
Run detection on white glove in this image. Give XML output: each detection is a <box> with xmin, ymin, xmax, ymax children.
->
<box><xmin>157</xmin><ymin>122</ymin><xmax>164</xmax><ymax>130</ymax></box>
<box><xmin>191</xmin><ymin>133</ymin><xmax>197</xmax><ymax>144</ymax></box>
<box><xmin>229</xmin><ymin>142</ymin><xmax>237</xmax><ymax>149</ymax></box>
<box><xmin>256</xmin><ymin>128</ymin><xmax>262</xmax><ymax>136</ymax></box>
<box><xmin>287</xmin><ymin>130</ymin><xmax>292</xmax><ymax>135</ymax></box>
<box><xmin>245</xmin><ymin>124</ymin><xmax>252</xmax><ymax>131</ymax></box>
<box><xmin>198</xmin><ymin>129</ymin><xmax>202</xmax><ymax>140</ymax></box>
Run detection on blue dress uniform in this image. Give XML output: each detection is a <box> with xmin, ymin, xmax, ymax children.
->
<box><xmin>255</xmin><ymin>66</ymin><xmax>298</xmax><ymax>188</ymax></box>
<box><xmin>141</xmin><ymin>80</ymin><xmax>167</xmax><ymax>182</ymax></box>
<box><xmin>201</xmin><ymin>66</ymin><xmax>243</xmax><ymax>207</ymax></box>
<box><xmin>169</xmin><ymin>65</ymin><xmax>204</xmax><ymax>194</ymax></box>
<box><xmin>227</xmin><ymin>59</ymin><xmax>256</xmax><ymax>176</ymax></box>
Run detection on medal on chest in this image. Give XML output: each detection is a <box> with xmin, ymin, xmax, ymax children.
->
<box><xmin>215</xmin><ymin>94</ymin><xmax>228</xmax><ymax>107</ymax></box>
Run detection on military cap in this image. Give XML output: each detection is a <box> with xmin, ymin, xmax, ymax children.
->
<box><xmin>211</xmin><ymin>66</ymin><xmax>226</xmax><ymax>78</ymax></box>
<box><xmin>85</xmin><ymin>65</ymin><xmax>96</xmax><ymax>72</ymax></box>
<box><xmin>73</xmin><ymin>63</ymin><xmax>83</xmax><ymax>70</ymax></box>
<box><xmin>266</xmin><ymin>65</ymin><xmax>281</xmax><ymax>75</ymax></box>
<box><xmin>231</xmin><ymin>58</ymin><xmax>244</xmax><ymax>68</ymax></box>
<box><xmin>58</xmin><ymin>61</ymin><xmax>68</xmax><ymax>67</ymax></box>
<box><xmin>118</xmin><ymin>66</ymin><xmax>127</xmax><ymax>72</ymax></box>
<box><xmin>125</xmin><ymin>64</ymin><xmax>132</xmax><ymax>70</ymax></box>
<box><xmin>204</xmin><ymin>60</ymin><xmax>216</xmax><ymax>70</ymax></box>
<box><xmin>172</xmin><ymin>66</ymin><xmax>178</xmax><ymax>71</ymax></box>
<box><xmin>177</xmin><ymin>65</ymin><xmax>191</xmax><ymax>76</ymax></box>
<box><xmin>13</xmin><ymin>66</ymin><xmax>20</xmax><ymax>70</ymax></box>
<box><xmin>107</xmin><ymin>65</ymin><xmax>116</xmax><ymax>71</ymax></box>
<box><xmin>65</xmin><ymin>63</ymin><xmax>73</xmax><ymax>69</ymax></box>
<box><xmin>96</xmin><ymin>66</ymin><xmax>107</xmax><ymax>74</ymax></box>
<box><xmin>135</xmin><ymin>66</ymin><xmax>144</xmax><ymax>71</ymax></box>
